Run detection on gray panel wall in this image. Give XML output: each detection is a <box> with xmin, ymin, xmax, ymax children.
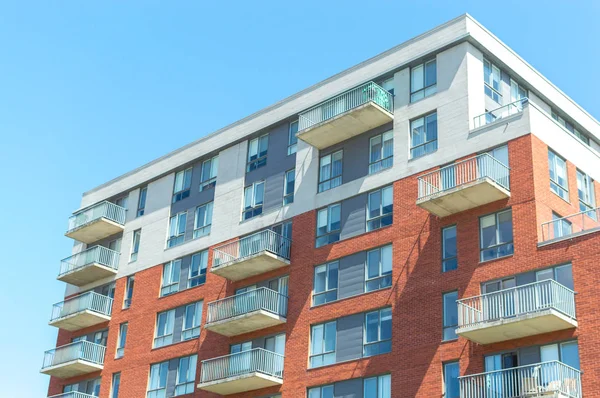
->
<box><xmin>172</xmin><ymin>306</ymin><xmax>185</xmax><ymax>344</ymax></box>
<box><xmin>165</xmin><ymin>357</ymin><xmax>179</xmax><ymax>397</ymax></box>
<box><xmin>338</xmin><ymin>252</ymin><xmax>366</xmax><ymax>299</ymax></box>
<box><xmin>340</xmin><ymin>194</ymin><xmax>367</xmax><ymax>241</ymax></box>
<box><xmin>335</xmin><ymin>378</ymin><xmax>364</xmax><ymax>398</ymax></box>
<box><xmin>171</xmin><ymin>160</ymin><xmax>217</xmax><ymax>215</ymax></box>
<box><xmin>519</xmin><ymin>346</ymin><xmax>541</xmax><ymax>366</ymax></box>
<box><xmin>178</xmin><ymin>254</ymin><xmax>192</xmax><ymax>290</ymax></box>
<box><xmin>335</xmin><ymin>313</ymin><xmax>363</xmax><ymax>363</ymax></box>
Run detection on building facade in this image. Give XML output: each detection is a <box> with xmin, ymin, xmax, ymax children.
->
<box><xmin>43</xmin><ymin>14</ymin><xmax>600</xmax><ymax>398</ymax></box>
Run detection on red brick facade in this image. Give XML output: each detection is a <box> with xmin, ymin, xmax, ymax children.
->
<box><xmin>48</xmin><ymin>133</ymin><xmax>600</xmax><ymax>397</ymax></box>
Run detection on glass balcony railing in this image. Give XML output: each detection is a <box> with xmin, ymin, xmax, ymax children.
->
<box><xmin>207</xmin><ymin>287</ymin><xmax>288</xmax><ymax>324</ymax></box>
<box><xmin>68</xmin><ymin>201</ymin><xmax>126</xmax><ymax>233</ymax></box>
<box><xmin>212</xmin><ymin>230</ymin><xmax>291</xmax><ymax>268</ymax></box>
<box><xmin>42</xmin><ymin>340</ymin><xmax>106</xmax><ymax>370</ymax></box>
<box><xmin>59</xmin><ymin>246</ymin><xmax>120</xmax><ymax>277</ymax></box>
<box><xmin>50</xmin><ymin>292</ymin><xmax>113</xmax><ymax>322</ymax></box>
<box><xmin>200</xmin><ymin>348</ymin><xmax>284</xmax><ymax>384</ymax></box>
<box><xmin>473</xmin><ymin>98</ymin><xmax>528</xmax><ymax>129</ymax></box>
<box><xmin>541</xmin><ymin>207</ymin><xmax>600</xmax><ymax>242</ymax></box>
<box><xmin>460</xmin><ymin>361</ymin><xmax>581</xmax><ymax>398</ymax></box>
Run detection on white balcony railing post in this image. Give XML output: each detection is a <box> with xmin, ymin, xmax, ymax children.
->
<box><xmin>67</xmin><ymin>201</ymin><xmax>126</xmax><ymax>232</ymax></box>
<box><xmin>200</xmin><ymin>348</ymin><xmax>284</xmax><ymax>384</ymax></box>
<box><xmin>212</xmin><ymin>230</ymin><xmax>291</xmax><ymax>268</ymax></box>
<box><xmin>50</xmin><ymin>291</ymin><xmax>114</xmax><ymax>322</ymax></box>
<box><xmin>59</xmin><ymin>246</ymin><xmax>120</xmax><ymax>277</ymax></box>
<box><xmin>206</xmin><ymin>287</ymin><xmax>288</xmax><ymax>324</ymax></box>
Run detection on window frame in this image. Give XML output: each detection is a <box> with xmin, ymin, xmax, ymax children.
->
<box><xmin>247</xmin><ymin>134</ymin><xmax>269</xmax><ymax>172</ymax></box>
<box><xmin>442</xmin><ymin>225</ymin><xmax>458</xmax><ymax>272</ymax></box>
<box><xmin>315</xmin><ymin>203</ymin><xmax>341</xmax><ymax>248</ymax></box>
<box><xmin>552</xmin><ymin>212</ymin><xmax>573</xmax><ymax>239</ymax></box>
<box><xmin>137</xmin><ymin>187</ymin><xmax>147</xmax><ymax>217</ymax></box>
<box><xmin>123</xmin><ymin>276</ymin><xmax>134</xmax><ymax>309</ymax></box>
<box><xmin>442</xmin><ymin>291</ymin><xmax>458</xmax><ymax>341</ymax></box>
<box><xmin>175</xmin><ymin>354</ymin><xmax>198</xmax><ymax>396</ymax></box>
<box><xmin>130</xmin><ymin>229</ymin><xmax>141</xmax><ymax>262</ymax></box>
<box><xmin>443</xmin><ymin>361</ymin><xmax>460</xmax><ymax>398</ymax></box>
<box><xmin>172</xmin><ymin>168</ymin><xmax>192</xmax><ymax>203</ymax></box>
<box><xmin>288</xmin><ymin>120</ymin><xmax>299</xmax><ymax>155</ymax></box>
<box><xmin>365</xmin><ymin>245</ymin><xmax>392</xmax><ymax>292</ymax></box>
<box><xmin>312</xmin><ymin>261</ymin><xmax>339</xmax><ymax>306</ymax></box>
<box><xmin>242</xmin><ymin>180</ymin><xmax>265</xmax><ymax>220</ymax></box>
<box><xmin>116</xmin><ymin>322</ymin><xmax>128</xmax><ymax>359</ymax></box>
<box><xmin>363</xmin><ymin>374</ymin><xmax>391</xmax><ymax>398</ymax></box>
<box><xmin>318</xmin><ymin>150</ymin><xmax>343</xmax><ymax>193</ymax></box>
<box><xmin>161</xmin><ymin>259</ymin><xmax>181</xmax><ymax>297</ymax></box>
<box><xmin>363</xmin><ymin>307</ymin><xmax>392</xmax><ymax>357</ymax></box>
<box><xmin>548</xmin><ymin>149</ymin><xmax>569</xmax><ymax>201</ymax></box>
<box><xmin>188</xmin><ymin>250</ymin><xmax>208</xmax><ymax>288</ymax></box>
<box><xmin>154</xmin><ymin>309</ymin><xmax>176</xmax><ymax>348</ymax></box>
<box><xmin>193</xmin><ymin>201</ymin><xmax>213</xmax><ymax>239</ymax></box>
<box><xmin>410</xmin><ymin>59</ymin><xmax>437</xmax><ymax>102</ymax></box>
<box><xmin>369</xmin><ymin>131</ymin><xmax>394</xmax><ymax>174</ymax></box>
<box><xmin>309</xmin><ymin>321</ymin><xmax>337</xmax><ymax>368</ymax></box>
<box><xmin>200</xmin><ymin>155</ymin><xmax>218</xmax><ymax>191</ymax></box>
<box><xmin>111</xmin><ymin>372</ymin><xmax>121</xmax><ymax>398</ymax></box>
<box><xmin>366</xmin><ymin>185</ymin><xmax>393</xmax><ymax>231</ymax></box>
<box><xmin>147</xmin><ymin>361</ymin><xmax>169</xmax><ymax>398</ymax></box>
<box><xmin>576</xmin><ymin>169</ymin><xmax>596</xmax><ymax>214</ymax></box>
<box><xmin>410</xmin><ymin>112</ymin><xmax>438</xmax><ymax>159</ymax></box>
<box><xmin>182</xmin><ymin>301</ymin><xmax>202</xmax><ymax>341</ymax></box>
<box><xmin>167</xmin><ymin>211</ymin><xmax>187</xmax><ymax>248</ymax></box>
<box><xmin>483</xmin><ymin>58</ymin><xmax>502</xmax><ymax>103</ymax></box>
<box><xmin>284</xmin><ymin>169</ymin><xmax>295</xmax><ymax>205</ymax></box>
<box><xmin>308</xmin><ymin>385</ymin><xmax>334</xmax><ymax>398</ymax></box>
<box><xmin>479</xmin><ymin>209</ymin><xmax>514</xmax><ymax>262</ymax></box>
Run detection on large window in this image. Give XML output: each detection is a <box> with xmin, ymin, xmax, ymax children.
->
<box><xmin>364</xmin><ymin>374</ymin><xmax>391</xmax><ymax>398</ymax></box>
<box><xmin>364</xmin><ymin>308</ymin><xmax>392</xmax><ymax>357</ymax></box>
<box><xmin>510</xmin><ymin>79</ymin><xmax>527</xmax><ymax>103</ymax></box>
<box><xmin>137</xmin><ymin>187</ymin><xmax>147</xmax><ymax>217</ymax></box>
<box><xmin>541</xmin><ymin>340</ymin><xmax>580</xmax><ymax>370</ymax></box>
<box><xmin>369</xmin><ymin>131</ymin><xmax>393</xmax><ymax>174</ymax></box>
<box><xmin>175</xmin><ymin>355</ymin><xmax>197</xmax><ymax>396</ymax></box>
<box><xmin>318</xmin><ymin>150</ymin><xmax>343</xmax><ymax>192</ymax></box>
<box><xmin>367</xmin><ymin>186</ymin><xmax>393</xmax><ymax>231</ymax></box>
<box><xmin>316</xmin><ymin>204</ymin><xmax>341</xmax><ymax>248</ymax></box>
<box><xmin>154</xmin><ymin>309</ymin><xmax>175</xmax><ymax>348</ymax></box>
<box><xmin>243</xmin><ymin>181</ymin><xmax>265</xmax><ymax>220</ymax></box>
<box><xmin>444</xmin><ymin>362</ymin><xmax>460</xmax><ymax>398</ymax></box>
<box><xmin>410</xmin><ymin>113</ymin><xmax>437</xmax><ymax>159</ymax></box>
<box><xmin>310</xmin><ymin>321</ymin><xmax>337</xmax><ymax>368</ymax></box>
<box><xmin>111</xmin><ymin>372</ymin><xmax>121</xmax><ymax>398</ymax></box>
<box><xmin>284</xmin><ymin>169</ymin><xmax>295</xmax><ymax>205</ymax></box>
<box><xmin>479</xmin><ymin>209</ymin><xmax>514</xmax><ymax>261</ymax></box>
<box><xmin>173</xmin><ymin>168</ymin><xmax>192</xmax><ymax>203</ymax></box>
<box><xmin>577</xmin><ymin>169</ymin><xmax>596</xmax><ymax>214</ymax></box>
<box><xmin>130</xmin><ymin>229</ymin><xmax>141</xmax><ymax>262</ymax></box>
<box><xmin>411</xmin><ymin>59</ymin><xmax>437</xmax><ymax>102</ymax></box>
<box><xmin>116</xmin><ymin>322</ymin><xmax>127</xmax><ymax>359</ymax></box>
<box><xmin>124</xmin><ymin>276</ymin><xmax>134</xmax><ymax>309</ymax></box>
<box><xmin>182</xmin><ymin>301</ymin><xmax>202</xmax><ymax>340</ymax></box>
<box><xmin>552</xmin><ymin>212</ymin><xmax>572</xmax><ymax>240</ymax></box>
<box><xmin>161</xmin><ymin>259</ymin><xmax>181</xmax><ymax>296</ymax></box>
<box><xmin>167</xmin><ymin>212</ymin><xmax>187</xmax><ymax>248</ymax></box>
<box><xmin>443</xmin><ymin>291</ymin><xmax>458</xmax><ymax>341</ymax></box>
<box><xmin>308</xmin><ymin>385</ymin><xmax>334</xmax><ymax>398</ymax></box>
<box><xmin>484</xmin><ymin>59</ymin><xmax>502</xmax><ymax>103</ymax></box>
<box><xmin>548</xmin><ymin>149</ymin><xmax>569</xmax><ymax>201</ymax></box>
<box><xmin>247</xmin><ymin>134</ymin><xmax>268</xmax><ymax>172</ymax></box>
<box><xmin>188</xmin><ymin>250</ymin><xmax>208</xmax><ymax>288</ymax></box>
<box><xmin>194</xmin><ymin>202</ymin><xmax>213</xmax><ymax>238</ymax></box>
<box><xmin>313</xmin><ymin>261</ymin><xmax>338</xmax><ymax>305</ymax></box>
<box><xmin>288</xmin><ymin>120</ymin><xmax>298</xmax><ymax>155</ymax></box>
<box><xmin>442</xmin><ymin>225</ymin><xmax>457</xmax><ymax>272</ymax></box>
<box><xmin>200</xmin><ymin>156</ymin><xmax>218</xmax><ymax>191</ymax></box>
<box><xmin>366</xmin><ymin>245</ymin><xmax>392</xmax><ymax>292</ymax></box>
<box><xmin>147</xmin><ymin>361</ymin><xmax>168</xmax><ymax>398</ymax></box>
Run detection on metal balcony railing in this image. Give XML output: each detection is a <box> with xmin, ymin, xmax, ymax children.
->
<box><xmin>42</xmin><ymin>340</ymin><xmax>106</xmax><ymax>369</ymax></box>
<box><xmin>298</xmin><ymin>81</ymin><xmax>393</xmax><ymax>131</ymax></box>
<box><xmin>68</xmin><ymin>201</ymin><xmax>126</xmax><ymax>232</ymax></box>
<box><xmin>212</xmin><ymin>229</ymin><xmax>291</xmax><ymax>268</ymax></box>
<box><xmin>50</xmin><ymin>292</ymin><xmax>113</xmax><ymax>322</ymax></box>
<box><xmin>59</xmin><ymin>246</ymin><xmax>120</xmax><ymax>277</ymax></box>
<box><xmin>417</xmin><ymin>153</ymin><xmax>510</xmax><ymax>200</ymax></box>
<box><xmin>473</xmin><ymin>98</ymin><xmax>528</xmax><ymax>129</ymax></box>
<box><xmin>457</xmin><ymin>279</ymin><xmax>576</xmax><ymax>328</ymax></box>
<box><xmin>460</xmin><ymin>361</ymin><xmax>581</xmax><ymax>398</ymax></box>
<box><xmin>201</xmin><ymin>348</ymin><xmax>284</xmax><ymax>384</ymax></box>
<box><xmin>48</xmin><ymin>393</ymin><xmax>98</xmax><ymax>398</ymax></box>
<box><xmin>541</xmin><ymin>207</ymin><xmax>600</xmax><ymax>242</ymax></box>
<box><xmin>207</xmin><ymin>287</ymin><xmax>288</xmax><ymax>324</ymax></box>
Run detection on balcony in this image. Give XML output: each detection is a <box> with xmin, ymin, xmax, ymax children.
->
<box><xmin>460</xmin><ymin>361</ymin><xmax>581</xmax><ymax>398</ymax></box>
<box><xmin>65</xmin><ymin>201</ymin><xmax>126</xmax><ymax>244</ymax></box>
<box><xmin>57</xmin><ymin>246</ymin><xmax>120</xmax><ymax>286</ymax></box>
<box><xmin>198</xmin><ymin>348</ymin><xmax>284</xmax><ymax>395</ymax></box>
<box><xmin>49</xmin><ymin>393</ymin><xmax>98</xmax><ymax>398</ymax></box>
<box><xmin>41</xmin><ymin>341</ymin><xmax>105</xmax><ymax>378</ymax></box>
<box><xmin>49</xmin><ymin>292</ymin><xmax>113</xmax><ymax>331</ymax></box>
<box><xmin>416</xmin><ymin>153</ymin><xmax>510</xmax><ymax>217</ymax></box>
<box><xmin>457</xmin><ymin>280</ymin><xmax>577</xmax><ymax>345</ymax></box>
<box><xmin>205</xmin><ymin>288</ymin><xmax>288</xmax><ymax>337</ymax></box>
<box><xmin>473</xmin><ymin>98</ymin><xmax>528</xmax><ymax>129</ymax></box>
<box><xmin>541</xmin><ymin>207</ymin><xmax>600</xmax><ymax>244</ymax></box>
<box><xmin>212</xmin><ymin>230</ymin><xmax>291</xmax><ymax>281</ymax></box>
<box><xmin>297</xmin><ymin>81</ymin><xmax>394</xmax><ymax>149</ymax></box>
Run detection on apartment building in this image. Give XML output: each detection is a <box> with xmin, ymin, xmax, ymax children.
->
<box><xmin>42</xmin><ymin>14</ymin><xmax>600</xmax><ymax>398</ymax></box>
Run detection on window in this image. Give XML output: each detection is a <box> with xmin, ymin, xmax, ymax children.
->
<box><xmin>443</xmin><ymin>362</ymin><xmax>460</xmax><ymax>398</ymax></box>
<box><xmin>147</xmin><ymin>361</ymin><xmax>168</xmax><ymax>398</ymax></box>
<box><xmin>479</xmin><ymin>209</ymin><xmax>514</xmax><ymax>261</ymax></box>
<box><xmin>318</xmin><ymin>150</ymin><xmax>343</xmax><ymax>192</ymax></box>
<box><xmin>247</xmin><ymin>134</ymin><xmax>268</xmax><ymax>172</ymax></box>
<box><xmin>366</xmin><ymin>245</ymin><xmax>392</xmax><ymax>292</ymax></box>
<box><xmin>541</xmin><ymin>341</ymin><xmax>580</xmax><ymax>370</ymax></box>
<box><xmin>167</xmin><ymin>212</ymin><xmax>187</xmax><ymax>247</ymax></box>
<box><xmin>367</xmin><ymin>186</ymin><xmax>393</xmax><ymax>231</ymax></box>
<box><xmin>200</xmin><ymin>156</ymin><xmax>218</xmax><ymax>191</ymax></box>
<box><xmin>173</xmin><ymin>168</ymin><xmax>192</xmax><ymax>203</ymax></box>
<box><xmin>284</xmin><ymin>169</ymin><xmax>295</xmax><ymax>205</ymax></box>
<box><xmin>124</xmin><ymin>276</ymin><xmax>134</xmax><ymax>309</ymax></box>
<box><xmin>175</xmin><ymin>355</ymin><xmax>197</xmax><ymax>396</ymax></box>
<box><xmin>161</xmin><ymin>260</ymin><xmax>181</xmax><ymax>296</ymax></box>
<box><xmin>411</xmin><ymin>59</ymin><xmax>437</xmax><ymax>102</ymax></box>
<box><xmin>443</xmin><ymin>291</ymin><xmax>458</xmax><ymax>341</ymax></box>
<box><xmin>116</xmin><ymin>322</ymin><xmax>127</xmax><ymax>358</ymax></box>
<box><xmin>243</xmin><ymin>181</ymin><xmax>265</xmax><ymax>220</ymax></box>
<box><xmin>364</xmin><ymin>374</ymin><xmax>391</xmax><ymax>398</ymax></box>
<box><xmin>552</xmin><ymin>212</ymin><xmax>572</xmax><ymax>239</ymax></box>
<box><xmin>313</xmin><ymin>261</ymin><xmax>338</xmax><ymax>305</ymax></box>
<box><xmin>130</xmin><ymin>229</ymin><xmax>141</xmax><ymax>262</ymax></box>
<box><xmin>182</xmin><ymin>301</ymin><xmax>202</xmax><ymax>340</ymax></box>
<box><xmin>442</xmin><ymin>225</ymin><xmax>457</xmax><ymax>272</ymax></box>
<box><xmin>369</xmin><ymin>131</ymin><xmax>393</xmax><ymax>174</ymax></box>
<box><xmin>536</xmin><ymin>263</ymin><xmax>574</xmax><ymax>290</ymax></box>
<box><xmin>111</xmin><ymin>372</ymin><xmax>121</xmax><ymax>398</ymax></box>
<box><xmin>137</xmin><ymin>187</ymin><xmax>147</xmax><ymax>217</ymax></box>
<box><xmin>364</xmin><ymin>308</ymin><xmax>392</xmax><ymax>357</ymax></box>
<box><xmin>484</xmin><ymin>59</ymin><xmax>502</xmax><ymax>103</ymax></box>
<box><xmin>510</xmin><ymin>79</ymin><xmax>527</xmax><ymax>103</ymax></box>
<box><xmin>380</xmin><ymin>77</ymin><xmax>394</xmax><ymax>95</ymax></box>
<box><xmin>310</xmin><ymin>321</ymin><xmax>336</xmax><ymax>368</ymax></box>
<box><xmin>316</xmin><ymin>204</ymin><xmax>341</xmax><ymax>248</ymax></box>
<box><xmin>188</xmin><ymin>250</ymin><xmax>208</xmax><ymax>288</ymax></box>
<box><xmin>410</xmin><ymin>113</ymin><xmax>437</xmax><ymax>159</ymax></box>
<box><xmin>552</xmin><ymin>110</ymin><xmax>590</xmax><ymax>146</ymax></box>
<box><xmin>288</xmin><ymin>120</ymin><xmax>298</xmax><ymax>155</ymax></box>
<box><xmin>577</xmin><ymin>169</ymin><xmax>596</xmax><ymax>215</ymax></box>
<box><xmin>114</xmin><ymin>196</ymin><xmax>128</xmax><ymax>209</ymax></box>
<box><xmin>154</xmin><ymin>309</ymin><xmax>175</xmax><ymax>348</ymax></box>
<box><xmin>548</xmin><ymin>149</ymin><xmax>569</xmax><ymax>201</ymax></box>
<box><xmin>108</xmin><ymin>238</ymin><xmax>122</xmax><ymax>253</ymax></box>
<box><xmin>193</xmin><ymin>202</ymin><xmax>213</xmax><ymax>238</ymax></box>
<box><xmin>308</xmin><ymin>385</ymin><xmax>334</xmax><ymax>398</ymax></box>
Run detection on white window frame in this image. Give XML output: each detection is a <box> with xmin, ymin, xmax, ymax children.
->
<box><xmin>510</xmin><ymin>79</ymin><xmax>527</xmax><ymax>103</ymax></box>
<box><xmin>243</xmin><ymin>181</ymin><xmax>265</xmax><ymax>220</ymax></box>
<box><xmin>111</xmin><ymin>372</ymin><xmax>121</xmax><ymax>398</ymax></box>
<box><xmin>363</xmin><ymin>308</ymin><xmax>392</xmax><ymax>357</ymax></box>
<box><xmin>288</xmin><ymin>120</ymin><xmax>298</xmax><ymax>155</ymax></box>
<box><xmin>182</xmin><ymin>301</ymin><xmax>202</xmax><ymax>341</ymax></box>
<box><xmin>484</xmin><ymin>59</ymin><xmax>502</xmax><ymax>103</ymax></box>
<box><xmin>410</xmin><ymin>112</ymin><xmax>438</xmax><ymax>159</ymax></box>
<box><xmin>247</xmin><ymin>134</ymin><xmax>269</xmax><ymax>172</ymax></box>
<box><xmin>147</xmin><ymin>361</ymin><xmax>168</xmax><ymax>398</ymax></box>
<box><xmin>318</xmin><ymin>150</ymin><xmax>343</xmax><ymax>193</ymax></box>
<box><xmin>548</xmin><ymin>149</ymin><xmax>569</xmax><ymax>201</ymax></box>
<box><xmin>365</xmin><ymin>245</ymin><xmax>392</xmax><ymax>292</ymax></box>
<box><xmin>367</xmin><ymin>186</ymin><xmax>393</xmax><ymax>231</ymax></box>
<box><xmin>411</xmin><ymin>59</ymin><xmax>437</xmax><ymax>102</ymax></box>
<box><xmin>123</xmin><ymin>276</ymin><xmax>134</xmax><ymax>309</ymax></box>
<box><xmin>161</xmin><ymin>259</ymin><xmax>181</xmax><ymax>296</ymax></box>
<box><xmin>130</xmin><ymin>229</ymin><xmax>141</xmax><ymax>262</ymax></box>
<box><xmin>315</xmin><ymin>203</ymin><xmax>341</xmax><ymax>248</ymax></box>
<box><xmin>172</xmin><ymin>168</ymin><xmax>192</xmax><ymax>203</ymax></box>
<box><xmin>369</xmin><ymin>131</ymin><xmax>393</xmax><ymax>174</ymax></box>
<box><xmin>308</xmin><ymin>385</ymin><xmax>334</xmax><ymax>398</ymax></box>
<box><xmin>193</xmin><ymin>202</ymin><xmax>213</xmax><ymax>239</ymax></box>
<box><xmin>137</xmin><ymin>186</ymin><xmax>147</xmax><ymax>217</ymax></box>
<box><xmin>479</xmin><ymin>209</ymin><xmax>514</xmax><ymax>261</ymax></box>
<box><xmin>116</xmin><ymin>322</ymin><xmax>127</xmax><ymax>359</ymax></box>
<box><xmin>283</xmin><ymin>169</ymin><xmax>295</xmax><ymax>205</ymax></box>
<box><xmin>154</xmin><ymin>309</ymin><xmax>175</xmax><ymax>348</ymax></box>
<box><xmin>188</xmin><ymin>250</ymin><xmax>208</xmax><ymax>288</ymax></box>
<box><xmin>576</xmin><ymin>169</ymin><xmax>596</xmax><ymax>214</ymax></box>
<box><xmin>309</xmin><ymin>321</ymin><xmax>337</xmax><ymax>368</ymax></box>
<box><xmin>364</xmin><ymin>374</ymin><xmax>391</xmax><ymax>398</ymax></box>
<box><xmin>313</xmin><ymin>261</ymin><xmax>338</xmax><ymax>305</ymax></box>
<box><xmin>175</xmin><ymin>354</ymin><xmax>198</xmax><ymax>396</ymax></box>
<box><xmin>552</xmin><ymin>212</ymin><xmax>572</xmax><ymax>239</ymax></box>
<box><xmin>167</xmin><ymin>211</ymin><xmax>187</xmax><ymax>248</ymax></box>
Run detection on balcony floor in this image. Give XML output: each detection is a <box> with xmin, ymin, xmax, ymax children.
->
<box><xmin>65</xmin><ymin>218</ymin><xmax>124</xmax><ymax>244</ymax></box>
<box><xmin>206</xmin><ymin>310</ymin><xmax>286</xmax><ymax>337</ymax></box>
<box><xmin>57</xmin><ymin>262</ymin><xmax>118</xmax><ymax>286</ymax></box>
<box><xmin>211</xmin><ymin>251</ymin><xmax>290</xmax><ymax>281</ymax></box>
<box><xmin>457</xmin><ymin>309</ymin><xmax>577</xmax><ymax>345</ymax></box>
<box><xmin>49</xmin><ymin>310</ymin><xmax>111</xmax><ymax>332</ymax></box>
<box><xmin>198</xmin><ymin>372</ymin><xmax>283</xmax><ymax>395</ymax></box>
<box><xmin>40</xmin><ymin>360</ymin><xmax>103</xmax><ymax>378</ymax></box>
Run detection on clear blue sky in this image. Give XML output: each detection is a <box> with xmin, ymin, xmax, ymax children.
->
<box><xmin>1</xmin><ymin>1</ymin><xmax>598</xmax><ymax>395</ymax></box>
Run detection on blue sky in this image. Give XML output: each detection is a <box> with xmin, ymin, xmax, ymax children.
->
<box><xmin>0</xmin><ymin>0</ymin><xmax>598</xmax><ymax>395</ymax></box>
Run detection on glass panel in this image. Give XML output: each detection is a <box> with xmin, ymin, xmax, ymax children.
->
<box><xmin>555</xmin><ymin>264</ymin><xmax>574</xmax><ymax>290</ymax></box>
<box><xmin>561</xmin><ymin>341</ymin><xmax>580</xmax><ymax>370</ymax></box>
<box><xmin>411</xmin><ymin>64</ymin><xmax>424</xmax><ymax>92</ymax></box>
<box><xmin>444</xmin><ymin>362</ymin><xmax>460</xmax><ymax>398</ymax></box>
